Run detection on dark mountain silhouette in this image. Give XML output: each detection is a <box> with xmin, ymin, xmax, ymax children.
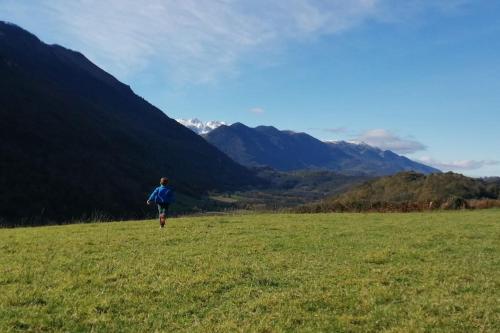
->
<box><xmin>204</xmin><ymin>123</ymin><xmax>439</xmax><ymax>175</ymax></box>
<box><xmin>0</xmin><ymin>22</ymin><xmax>260</xmax><ymax>225</ymax></box>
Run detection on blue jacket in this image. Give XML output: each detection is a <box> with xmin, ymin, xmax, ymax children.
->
<box><xmin>148</xmin><ymin>185</ymin><xmax>175</xmax><ymax>204</ymax></box>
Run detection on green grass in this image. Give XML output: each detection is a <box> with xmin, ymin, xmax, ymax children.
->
<box><xmin>1</xmin><ymin>210</ymin><xmax>499</xmax><ymax>332</ymax></box>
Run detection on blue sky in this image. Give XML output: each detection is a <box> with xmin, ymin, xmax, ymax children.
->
<box><xmin>1</xmin><ymin>0</ymin><xmax>499</xmax><ymax>176</ymax></box>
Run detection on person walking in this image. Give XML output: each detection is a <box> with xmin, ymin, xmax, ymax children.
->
<box><xmin>147</xmin><ymin>177</ymin><xmax>175</xmax><ymax>228</ymax></box>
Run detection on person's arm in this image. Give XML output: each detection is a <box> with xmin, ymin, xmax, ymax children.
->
<box><xmin>147</xmin><ymin>188</ymin><xmax>159</xmax><ymax>205</ymax></box>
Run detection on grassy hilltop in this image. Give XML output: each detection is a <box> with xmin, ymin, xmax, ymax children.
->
<box><xmin>1</xmin><ymin>211</ymin><xmax>499</xmax><ymax>332</ymax></box>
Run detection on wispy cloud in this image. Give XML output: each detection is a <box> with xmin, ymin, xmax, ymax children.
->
<box><xmin>0</xmin><ymin>0</ymin><xmax>468</xmax><ymax>83</ymax></box>
<box><xmin>354</xmin><ymin>129</ymin><xmax>426</xmax><ymax>154</ymax></box>
<box><xmin>249</xmin><ymin>107</ymin><xmax>265</xmax><ymax>114</ymax></box>
<box><xmin>417</xmin><ymin>157</ymin><xmax>500</xmax><ymax>171</ymax></box>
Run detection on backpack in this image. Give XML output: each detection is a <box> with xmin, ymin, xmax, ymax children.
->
<box><xmin>156</xmin><ymin>186</ymin><xmax>175</xmax><ymax>204</ymax></box>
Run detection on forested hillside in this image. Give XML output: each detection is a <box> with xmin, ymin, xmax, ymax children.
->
<box><xmin>297</xmin><ymin>172</ymin><xmax>500</xmax><ymax>212</ymax></box>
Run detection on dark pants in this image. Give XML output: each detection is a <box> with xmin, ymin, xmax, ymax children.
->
<box><xmin>157</xmin><ymin>203</ymin><xmax>169</xmax><ymax>217</ymax></box>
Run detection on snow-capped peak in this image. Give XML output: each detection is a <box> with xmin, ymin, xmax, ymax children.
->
<box><xmin>176</xmin><ymin>118</ymin><xmax>227</xmax><ymax>135</ymax></box>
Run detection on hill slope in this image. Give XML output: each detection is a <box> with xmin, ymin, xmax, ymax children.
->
<box><xmin>299</xmin><ymin>171</ymin><xmax>500</xmax><ymax>212</ymax></box>
<box><xmin>0</xmin><ymin>22</ymin><xmax>259</xmax><ymax>225</ymax></box>
<box><xmin>337</xmin><ymin>172</ymin><xmax>499</xmax><ymax>202</ymax></box>
<box><xmin>204</xmin><ymin>123</ymin><xmax>439</xmax><ymax>175</ymax></box>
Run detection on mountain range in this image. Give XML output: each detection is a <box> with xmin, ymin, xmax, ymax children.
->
<box><xmin>0</xmin><ymin>22</ymin><xmax>259</xmax><ymax>225</ymax></box>
<box><xmin>204</xmin><ymin>123</ymin><xmax>439</xmax><ymax>176</ymax></box>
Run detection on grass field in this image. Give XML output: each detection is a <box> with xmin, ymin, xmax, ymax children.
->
<box><xmin>1</xmin><ymin>210</ymin><xmax>499</xmax><ymax>332</ymax></box>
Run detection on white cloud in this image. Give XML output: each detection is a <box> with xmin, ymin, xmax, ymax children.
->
<box><xmin>355</xmin><ymin>129</ymin><xmax>426</xmax><ymax>154</ymax></box>
<box><xmin>249</xmin><ymin>107</ymin><xmax>265</xmax><ymax>114</ymax></box>
<box><xmin>417</xmin><ymin>157</ymin><xmax>500</xmax><ymax>171</ymax></box>
<box><xmin>0</xmin><ymin>0</ymin><xmax>468</xmax><ymax>83</ymax></box>
<box><xmin>323</xmin><ymin>127</ymin><xmax>349</xmax><ymax>134</ymax></box>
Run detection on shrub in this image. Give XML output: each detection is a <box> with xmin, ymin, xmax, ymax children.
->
<box><xmin>441</xmin><ymin>196</ymin><xmax>469</xmax><ymax>210</ymax></box>
<box><xmin>468</xmin><ymin>199</ymin><xmax>500</xmax><ymax>209</ymax></box>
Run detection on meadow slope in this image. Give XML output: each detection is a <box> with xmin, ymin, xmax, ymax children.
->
<box><xmin>1</xmin><ymin>211</ymin><xmax>499</xmax><ymax>332</ymax></box>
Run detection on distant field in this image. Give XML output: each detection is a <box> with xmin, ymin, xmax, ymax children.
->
<box><xmin>1</xmin><ymin>211</ymin><xmax>499</xmax><ymax>332</ymax></box>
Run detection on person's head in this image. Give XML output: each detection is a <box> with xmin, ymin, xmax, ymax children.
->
<box><xmin>160</xmin><ymin>177</ymin><xmax>169</xmax><ymax>185</ymax></box>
